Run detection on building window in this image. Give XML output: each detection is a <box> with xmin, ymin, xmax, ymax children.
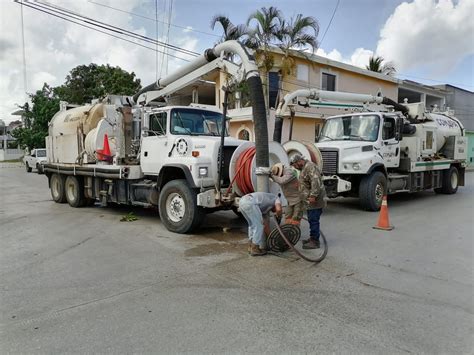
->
<box><xmin>268</xmin><ymin>72</ymin><xmax>280</xmax><ymax>109</ymax></box>
<box><xmin>238</xmin><ymin>128</ymin><xmax>251</xmax><ymax>141</ymax></box>
<box><xmin>297</xmin><ymin>64</ymin><xmax>309</xmax><ymax>82</ymax></box>
<box><xmin>322</xmin><ymin>72</ymin><xmax>336</xmax><ymax>91</ymax></box>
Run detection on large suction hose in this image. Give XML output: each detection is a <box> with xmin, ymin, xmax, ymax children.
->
<box><xmin>271</xmin><ymin>216</ymin><xmax>328</xmax><ymax>263</ymax></box>
<box><xmin>246</xmin><ymin>75</ymin><xmax>269</xmax><ymax>193</ymax></box>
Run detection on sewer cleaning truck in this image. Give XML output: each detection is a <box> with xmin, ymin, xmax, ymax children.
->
<box><xmin>276</xmin><ymin>89</ymin><xmax>467</xmax><ymax>211</ymax></box>
<box><xmin>43</xmin><ymin>40</ymin><xmax>283</xmax><ymax>233</ymax></box>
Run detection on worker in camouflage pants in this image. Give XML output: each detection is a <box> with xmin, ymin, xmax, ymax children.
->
<box><xmin>290</xmin><ymin>154</ymin><xmax>327</xmax><ymax>249</ymax></box>
<box><xmin>270</xmin><ymin>163</ymin><xmax>304</xmax><ymax>225</ymax></box>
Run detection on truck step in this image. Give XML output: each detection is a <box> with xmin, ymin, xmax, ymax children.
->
<box><xmin>388</xmin><ymin>174</ymin><xmax>409</xmax><ymax>179</ymax></box>
<box><xmin>131</xmin><ymin>201</ymin><xmax>153</xmax><ymax>208</ymax></box>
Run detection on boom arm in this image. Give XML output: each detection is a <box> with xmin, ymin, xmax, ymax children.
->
<box><xmin>276</xmin><ymin>88</ymin><xmax>384</xmax><ymax>118</ymax></box>
<box><xmin>273</xmin><ymin>88</ymin><xmax>384</xmax><ymax>142</ymax></box>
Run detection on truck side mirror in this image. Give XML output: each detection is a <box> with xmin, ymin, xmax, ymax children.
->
<box><xmin>396</xmin><ymin>117</ymin><xmax>403</xmax><ymax>141</ymax></box>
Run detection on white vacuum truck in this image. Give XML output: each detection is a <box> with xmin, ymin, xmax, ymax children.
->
<box><xmin>43</xmin><ymin>41</ymin><xmax>279</xmax><ymax>233</ymax></box>
<box><xmin>276</xmin><ymin>89</ymin><xmax>467</xmax><ymax>211</ymax></box>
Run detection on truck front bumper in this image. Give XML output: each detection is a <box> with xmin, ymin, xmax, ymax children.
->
<box><xmin>323</xmin><ymin>175</ymin><xmax>351</xmax><ymax>198</ymax></box>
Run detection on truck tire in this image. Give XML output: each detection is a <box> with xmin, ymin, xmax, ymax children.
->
<box><xmin>434</xmin><ymin>166</ymin><xmax>459</xmax><ymax>194</ymax></box>
<box><xmin>50</xmin><ymin>173</ymin><xmax>67</xmax><ymax>203</ymax></box>
<box><xmin>65</xmin><ymin>176</ymin><xmax>86</xmax><ymax>207</ymax></box>
<box><xmin>36</xmin><ymin>163</ymin><xmax>44</xmax><ymax>174</ymax></box>
<box><xmin>359</xmin><ymin>171</ymin><xmax>386</xmax><ymax>211</ymax></box>
<box><xmin>25</xmin><ymin>162</ymin><xmax>32</xmax><ymax>173</ymax></box>
<box><xmin>158</xmin><ymin>179</ymin><xmax>205</xmax><ymax>233</ymax></box>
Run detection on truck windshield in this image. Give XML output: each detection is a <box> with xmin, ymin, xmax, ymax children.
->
<box><xmin>170</xmin><ymin>108</ymin><xmax>227</xmax><ymax>136</ymax></box>
<box><xmin>319</xmin><ymin>114</ymin><xmax>380</xmax><ymax>142</ymax></box>
<box><xmin>36</xmin><ymin>150</ymin><xmax>46</xmax><ymax>157</ymax></box>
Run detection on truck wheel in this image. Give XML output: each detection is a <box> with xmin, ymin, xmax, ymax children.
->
<box><xmin>158</xmin><ymin>179</ymin><xmax>205</xmax><ymax>233</ymax></box>
<box><xmin>36</xmin><ymin>163</ymin><xmax>44</xmax><ymax>174</ymax></box>
<box><xmin>65</xmin><ymin>176</ymin><xmax>86</xmax><ymax>207</ymax></box>
<box><xmin>25</xmin><ymin>162</ymin><xmax>32</xmax><ymax>173</ymax></box>
<box><xmin>50</xmin><ymin>173</ymin><xmax>66</xmax><ymax>203</ymax></box>
<box><xmin>435</xmin><ymin>166</ymin><xmax>459</xmax><ymax>194</ymax></box>
<box><xmin>359</xmin><ymin>171</ymin><xmax>387</xmax><ymax>211</ymax></box>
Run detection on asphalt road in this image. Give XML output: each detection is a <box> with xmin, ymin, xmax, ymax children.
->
<box><xmin>1</xmin><ymin>164</ymin><xmax>473</xmax><ymax>354</ymax></box>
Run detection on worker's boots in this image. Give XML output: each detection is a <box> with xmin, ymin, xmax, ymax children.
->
<box><xmin>302</xmin><ymin>238</ymin><xmax>320</xmax><ymax>249</ymax></box>
<box><xmin>249</xmin><ymin>243</ymin><xmax>267</xmax><ymax>256</ymax></box>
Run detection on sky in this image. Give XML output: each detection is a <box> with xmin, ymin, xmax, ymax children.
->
<box><xmin>1</xmin><ymin>0</ymin><xmax>473</xmax><ymax>123</ymax></box>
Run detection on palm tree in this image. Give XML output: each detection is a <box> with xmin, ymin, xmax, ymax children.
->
<box><xmin>246</xmin><ymin>7</ymin><xmax>283</xmax><ymax>109</ymax></box>
<box><xmin>366</xmin><ymin>56</ymin><xmax>396</xmax><ymax>76</ymax></box>
<box><xmin>277</xmin><ymin>14</ymin><xmax>319</xmax><ymax>76</ymax></box>
<box><xmin>246</xmin><ymin>6</ymin><xmax>282</xmax><ymax>48</ymax></box>
<box><xmin>210</xmin><ymin>15</ymin><xmax>249</xmax><ymax>44</ymax></box>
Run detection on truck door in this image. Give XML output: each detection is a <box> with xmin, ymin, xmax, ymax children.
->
<box><xmin>380</xmin><ymin>115</ymin><xmax>400</xmax><ymax>168</ymax></box>
<box><xmin>140</xmin><ymin>111</ymin><xmax>169</xmax><ymax>175</ymax></box>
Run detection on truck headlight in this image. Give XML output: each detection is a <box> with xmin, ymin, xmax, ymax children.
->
<box><xmin>198</xmin><ymin>167</ymin><xmax>208</xmax><ymax>177</ymax></box>
<box><xmin>352</xmin><ymin>163</ymin><xmax>361</xmax><ymax>170</ymax></box>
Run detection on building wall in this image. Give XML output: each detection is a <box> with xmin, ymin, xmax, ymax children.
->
<box><xmin>0</xmin><ymin>149</ymin><xmax>23</xmax><ymax>161</ymax></box>
<box><xmin>445</xmin><ymin>86</ymin><xmax>474</xmax><ymax>131</ymax></box>
<box><xmin>275</xmin><ymin>55</ymin><xmax>398</xmax><ymax>101</ymax></box>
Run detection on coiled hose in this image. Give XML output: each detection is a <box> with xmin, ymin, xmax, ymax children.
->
<box><xmin>271</xmin><ymin>215</ymin><xmax>328</xmax><ymax>263</ymax></box>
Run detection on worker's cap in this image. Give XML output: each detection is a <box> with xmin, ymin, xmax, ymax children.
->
<box><xmin>289</xmin><ymin>153</ymin><xmax>304</xmax><ymax>165</ymax></box>
<box><xmin>271</xmin><ymin>163</ymin><xmax>284</xmax><ymax>177</ymax></box>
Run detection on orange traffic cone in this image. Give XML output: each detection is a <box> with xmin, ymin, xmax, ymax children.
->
<box><xmin>96</xmin><ymin>134</ymin><xmax>112</xmax><ymax>161</ymax></box>
<box><xmin>373</xmin><ymin>195</ymin><xmax>394</xmax><ymax>231</ymax></box>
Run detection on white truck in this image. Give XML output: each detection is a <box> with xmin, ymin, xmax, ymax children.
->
<box><xmin>276</xmin><ymin>89</ymin><xmax>467</xmax><ymax>211</ymax></box>
<box><xmin>43</xmin><ymin>41</ymin><xmax>272</xmax><ymax>233</ymax></box>
<box><xmin>24</xmin><ymin>148</ymin><xmax>47</xmax><ymax>173</ymax></box>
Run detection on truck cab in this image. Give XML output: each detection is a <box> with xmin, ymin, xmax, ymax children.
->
<box><xmin>316</xmin><ymin>112</ymin><xmax>404</xmax><ymax>210</ymax></box>
<box><xmin>139</xmin><ymin>105</ymin><xmax>243</xmax><ymax>191</ymax></box>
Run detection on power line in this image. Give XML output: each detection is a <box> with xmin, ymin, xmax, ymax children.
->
<box><xmin>162</xmin><ymin>0</ymin><xmax>173</xmax><ymax>77</ymax></box>
<box><xmin>35</xmin><ymin>0</ymin><xmax>200</xmax><ymax>57</ymax></box>
<box><xmin>155</xmin><ymin>0</ymin><xmax>159</xmax><ymax>81</ymax></box>
<box><xmin>319</xmin><ymin>0</ymin><xmax>340</xmax><ymax>48</ymax></box>
<box><xmin>87</xmin><ymin>0</ymin><xmax>221</xmax><ymax>38</ymax></box>
<box><xmin>19</xmin><ymin>0</ymin><xmax>28</xmax><ymax>102</ymax></box>
<box><xmin>14</xmin><ymin>0</ymin><xmax>192</xmax><ymax>62</ymax></box>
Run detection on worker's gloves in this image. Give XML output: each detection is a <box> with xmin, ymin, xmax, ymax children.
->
<box><xmin>285</xmin><ymin>218</ymin><xmax>301</xmax><ymax>226</ymax></box>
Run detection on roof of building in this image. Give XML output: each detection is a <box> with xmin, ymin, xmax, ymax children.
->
<box><xmin>269</xmin><ymin>47</ymin><xmax>399</xmax><ymax>84</ymax></box>
<box><xmin>431</xmin><ymin>84</ymin><xmax>474</xmax><ymax>95</ymax></box>
<box><xmin>400</xmin><ymin>79</ymin><xmax>449</xmax><ymax>96</ymax></box>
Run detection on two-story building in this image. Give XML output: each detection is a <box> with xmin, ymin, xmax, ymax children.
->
<box><xmin>222</xmin><ymin>48</ymin><xmax>399</xmax><ymax>144</ymax></box>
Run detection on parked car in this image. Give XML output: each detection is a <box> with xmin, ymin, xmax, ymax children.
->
<box><xmin>24</xmin><ymin>148</ymin><xmax>47</xmax><ymax>174</ymax></box>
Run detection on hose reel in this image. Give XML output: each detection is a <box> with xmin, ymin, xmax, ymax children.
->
<box><xmin>267</xmin><ymin>224</ymin><xmax>301</xmax><ymax>252</ymax></box>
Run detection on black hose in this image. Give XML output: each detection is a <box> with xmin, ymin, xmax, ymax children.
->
<box><xmin>217</xmin><ymin>89</ymin><xmax>229</xmax><ymax>195</ymax></box>
<box><xmin>271</xmin><ymin>216</ymin><xmax>328</xmax><ymax>263</ymax></box>
<box><xmin>132</xmin><ymin>82</ymin><xmax>160</xmax><ymax>103</ymax></box>
<box><xmin>246</xmin><ymin>75</ymin><xmax>269</xmax><ymax>174</ymax></box>
<box><xmin>273</xmin><ymin>116</ymin><xmax>283</xmax><ymax>143</ymax></box>
<box><xmin>382</xmin><ymin>97</ymin><xmax>409</xmax><ymax>117</ymax></box>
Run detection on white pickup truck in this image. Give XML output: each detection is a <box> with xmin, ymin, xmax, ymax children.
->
<box><xmin>24</xmin><ymin>148</ymin><xmax>47</xmax><ymax>174</ymax></box>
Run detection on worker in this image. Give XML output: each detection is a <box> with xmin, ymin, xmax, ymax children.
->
<box><xmin>239</xmin><ymin>192</ymin><xmax>282</xmax><ymax>256</ymax></box>
<box><xmin>290</xmin><ymin>154</ymin><xmax>327</xmax><ymax>249</ymax></box>
<box><xmin>270</xmin><ymin>163</ymin><xmax>303</xmax><ymax>225</ymax></box>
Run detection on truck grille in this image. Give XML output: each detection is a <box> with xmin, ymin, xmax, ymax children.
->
<box><xmin>320</xmin><ymin>149</ymin><xmax>338</xmax><ymax>175</ymax></box>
